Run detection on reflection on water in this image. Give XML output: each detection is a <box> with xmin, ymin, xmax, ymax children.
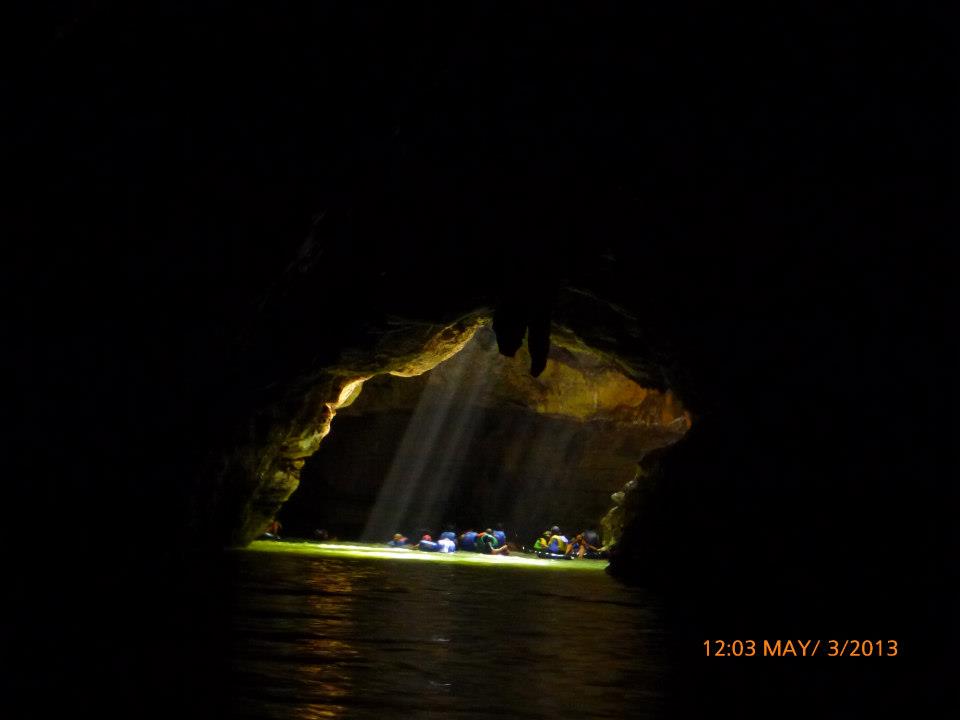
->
<box><xmin>228</xmin><ymin>544</ymin><xmax>669</xmax><ymax>719</ymax></box>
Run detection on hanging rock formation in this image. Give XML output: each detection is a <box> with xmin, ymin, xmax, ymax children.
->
<box><xmin>281</xmin><ymin>325</ymin><xmax>690</xmax><ymax>542</ymax></box>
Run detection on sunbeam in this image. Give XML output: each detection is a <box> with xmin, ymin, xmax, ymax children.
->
<box><xmin>361</xmin><ymin>333</ymin><xmax>497</xmax><ymax>541</ymax></box>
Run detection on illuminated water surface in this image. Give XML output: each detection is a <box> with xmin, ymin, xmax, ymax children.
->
<box><xmin>227</xmin><ymin>541</ymin><xmax>669</xmax><ymax>719</ymax></box>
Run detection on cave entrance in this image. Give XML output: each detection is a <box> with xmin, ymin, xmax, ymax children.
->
<box><xmin>278</xmin><ymin>325</ymin><xmax>690</xmax><ymax>550</ymax></box>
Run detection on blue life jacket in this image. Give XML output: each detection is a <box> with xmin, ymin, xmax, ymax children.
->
<box><xmin>439</xmin><ymin>531</ymin><xmax>457</xmax><ymax>543</ymax></box>
<box><xmin>460</xmin><ymin>531</ymin><xmax>477</xmax><ymax>551</ymax></box>
<box><xmin>548</xmin><ymin>539</ymin><xmax>560</xmax><ymax>553</ymax></box>
<box><xmin>418</xmin><ymin>539</ymin><xmax>439</xmax><ymax>552</ymax></box>
<box><xmin>493</xmin><ymin>530</ymin><xmax>506</xmax><ymax>547</ymax></box>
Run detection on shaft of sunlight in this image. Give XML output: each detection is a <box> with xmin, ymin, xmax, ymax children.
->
<box><xmin>361</xmin><ymin>336</ymin><xmax>496</xmax><ymax>541</ymax></box>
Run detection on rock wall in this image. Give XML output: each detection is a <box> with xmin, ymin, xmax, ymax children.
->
<box><xmin>213</xmin><ymin>314</ymin><xmax>488</xmax><ymax>546</ymax></box>
<box><xmin>280</xmin><ymin>327</ymin><xmax>688</xmax><ymax>543</ymax></box>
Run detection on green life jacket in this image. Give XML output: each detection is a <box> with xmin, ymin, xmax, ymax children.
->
<box><xmin>477</xmin><ymin>533</ymin><xmax>498</xmax><ymax>552</ymax></box>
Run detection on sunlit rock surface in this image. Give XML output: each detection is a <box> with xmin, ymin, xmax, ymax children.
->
<box><xmin>282</xmin><ymin>327</ymin><xmax>688</xmax><ymax>543</ymax></box>
<box><xmin>341</xmin><ymin>326</ymin><xmax>689</xmax><ymax>426</ymax></box>
<box><xmin>220</xmin><ymin>314</ymin><xmax>489</xmax><ymax>545</ymax></box>
<box><xmin>226</xmin><ymin>323</ymin><xmax>688</xmax><ymax>546</ymax></box>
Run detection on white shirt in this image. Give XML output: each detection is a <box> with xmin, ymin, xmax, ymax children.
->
<box><xmin>437</xmin><ymin>537</ymin><xmax>456</xmax><ymax>553</ymax></box>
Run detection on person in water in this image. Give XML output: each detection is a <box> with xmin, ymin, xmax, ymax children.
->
<box><xmin>582</xmin><ymin>529</ymin><xmax>601</xmax><ymax>549</ymax></box>
<box><xmin>475</xmin><ymin>529</ymin><xmax>510</xmax><ymax>555</ymax></box>
<box><xmin>547</xmin><ymin>526</ymin><xmax>569</xmax><ymax>554</ymax></box>
<box><xmin>459</xmin><ymin>529</ymin><xmax>478</xmax><ymax>552</ymax></box>
<box><xmin>533</xmin><ymin>531</ymin><xmax>551</xmax><ymax>551</ymax></box>
<box><xmin>261</xmin><ymin>519</ymin><xmax>282</xmax><ymax>540</ymax></box>
<box><xmin>437</xmin><ymin>535</ymin><xmax>456</xmax><ymax>553</ymax></box>
<box><xmin>388</xmin><ymin>533</ymin><xmax>409</xmax><ymax>547</ymax></box>
<box><xmin>418</xmin><ymin>534</ymin><xmax>440</xmax><ymax>552</ymax></box>
<box><xmin>567</xmin><ymin>530</ymin><xmax>603</xmax><ymax>559</ymax></box>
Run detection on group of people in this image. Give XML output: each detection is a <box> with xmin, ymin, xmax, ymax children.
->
<box><xmin>386</xmin><ymin>524</ymin><xmax>605</xmax><ymax>559</ymax></box>
<box><xmin>532</xmin><ymin>526</ymin><xmax>604</xmax><ymax>559</ymax></box>
<box><xmin>388</xmin><ymin>527</ymin><xmax>511</xmax><ymax>555</ymax></box>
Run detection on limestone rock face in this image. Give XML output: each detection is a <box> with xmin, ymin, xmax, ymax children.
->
<box><xmin>281</xmin><ymin>326</ymin><xmax>689</xmax><ymax>543</ymax></box>
<box><xmin>219</xmin><ymin>315</ymin><xmax>489</xmax><ymax>545</ymax></box>
<box><xmin>600</xmin><ymin>460</ymin><xmax>658</xmax><ymax>556</ymax></box>
<box><xmin>224</xmin><ymin>322</ymin><xmax>689</xmax><ymax>546</ymax></box>
<box><xmin>341</xmin><ymin>326</ymin><xmax>689</xmax><ymax>426</ymax></box>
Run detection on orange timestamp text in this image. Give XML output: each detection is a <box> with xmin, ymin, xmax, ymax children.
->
<box><xmin>704</xmin><ymin>639</ymin><xmax>899</xmax><ymax>657</ymax></box>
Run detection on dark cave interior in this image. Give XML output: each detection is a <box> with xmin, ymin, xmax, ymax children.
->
<box><xmin>5</xmin><ymin>4</ymin><xmax>951</xmax><ymax>718</ymax></box>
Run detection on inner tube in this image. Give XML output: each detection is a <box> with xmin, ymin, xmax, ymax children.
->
<box><xmin>537</xmin><ymin>552</ymin><xmax>572</xmax><ymax>560</ymax></box>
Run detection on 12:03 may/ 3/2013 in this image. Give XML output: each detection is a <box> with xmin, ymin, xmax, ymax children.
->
<box><xmin>704</xmin><ymin>639</ymin><xmax>899</xmax><ymax>657</ymax></box>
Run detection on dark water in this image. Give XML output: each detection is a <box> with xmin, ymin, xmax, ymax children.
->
<box><xmin>226</xmin><ymin>548</ymin><xmax>669</xmax><ymax>719</ymax></box>
<box><xmin>10</xmin><ymin>542</ymin><xmax>939</xmax><ymax>719</ymax></box>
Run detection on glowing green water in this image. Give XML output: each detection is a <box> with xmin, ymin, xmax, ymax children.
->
<box><xmin>246</xmin><ymin>539</ymin><xmax>608</xmax><ymax>571</ymax></box>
